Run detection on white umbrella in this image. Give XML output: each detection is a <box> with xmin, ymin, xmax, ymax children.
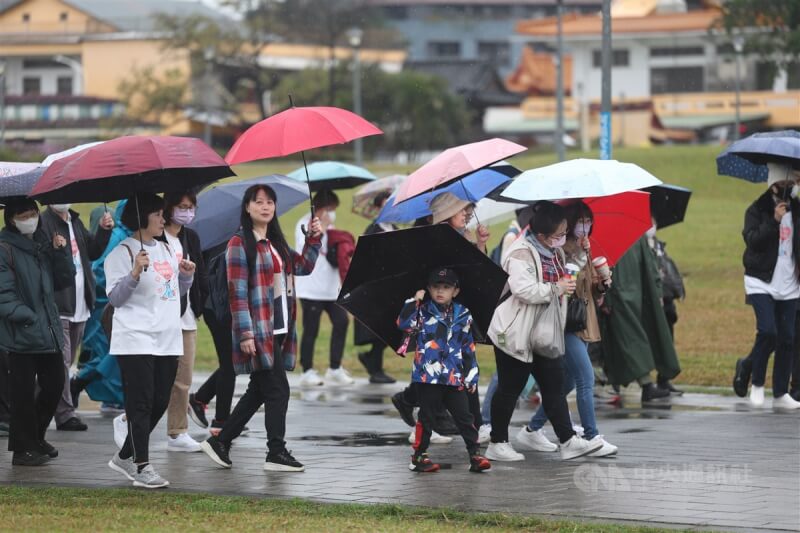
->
<box><xmin>497</xmin><ymin>159</ymin><xmax>662</xmax><ymax>202</ymax></box>
<box><xmin>41</xmin><ymin>141</ymin><xmax>104</xmax><ymax>167</ymax></box>
<box><xmin>467</xmin><ymin>197</ymin><xmax>527</xmax><ymax>229</ymax></box>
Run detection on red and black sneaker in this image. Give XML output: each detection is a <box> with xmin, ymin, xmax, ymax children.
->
<box><xmin>409</xmin><ymin>453</ymin><xmax>440</xmax><ymax>473</ymax></box>
<box><xmin>469</xmin><ymin>454</ymin><xmax>491</xmax><ymax>473</ymax></box>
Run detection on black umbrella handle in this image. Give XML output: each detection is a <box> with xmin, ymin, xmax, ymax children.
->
<box><xmin>301</xmin><ymin>205</ymin><xmax>316</xmax><ymax>236</ymax></box>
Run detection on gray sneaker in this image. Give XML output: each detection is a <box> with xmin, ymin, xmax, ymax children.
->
<box><xmin>108</xmin><ymin>453</ymin><xmax>136</xmax><ymax>481</ymax></box>
<box><xmin>132</xmin><ymin>464</ymin><xmax>169</xmax><ymax>489</ymax></box>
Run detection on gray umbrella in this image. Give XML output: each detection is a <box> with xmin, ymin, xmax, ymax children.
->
<box><xmin>0</xmin><ymin>167</ymin><xmax>44</xmax><ymax>204</ymax></box>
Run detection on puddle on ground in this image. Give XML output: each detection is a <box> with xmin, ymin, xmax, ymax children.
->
<box><xmin>298</xmin><ymin>432</ymin><xmax>410</xmax><ymax>447</ymax></box>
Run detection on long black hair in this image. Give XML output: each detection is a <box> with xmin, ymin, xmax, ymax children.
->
<box><xmin>240</xmin><ymin>184</ymin><xmax>291</xmax><ymax>271</ymax></box>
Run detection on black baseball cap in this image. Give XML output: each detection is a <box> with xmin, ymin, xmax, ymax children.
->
<box><xmin>427</xmin><ymin>267</ymin><xmax>459</xmax><ymax>287</ymax></box>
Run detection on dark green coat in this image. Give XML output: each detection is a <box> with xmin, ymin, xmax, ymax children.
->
<box><xmin>599</xmin><ymin>237</ymin><xmax>681</xmax><ymax>386</ymax></box>
<box><xmin>0</xmin><ymin>228</ymin><xmax>75</xmax><ymax>354</ymax></box>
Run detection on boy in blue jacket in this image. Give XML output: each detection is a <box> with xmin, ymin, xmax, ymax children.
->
<box><xmin>397</xmin><ymin>268</ymin><xmax>490</xmax><ymax>473</ymax></box>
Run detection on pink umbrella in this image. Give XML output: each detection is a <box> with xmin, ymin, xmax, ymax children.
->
<box><xmin>394</xmin><ymin>138</ymin><xmax>526</xmax><ymax>203</ymax></box>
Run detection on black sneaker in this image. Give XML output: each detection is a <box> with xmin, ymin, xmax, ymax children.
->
<box><xmin>264</xmin><ymin>449</ymin><xmax>305</xmax><ymax>472</ymax></box>
<box><xmin>12</xmin><ymin>450</ymin><xmax>51</xmax><ymax>466</ymax></box>
<box><xmin>408</xmin><ymin>453</ymin><xmax>440</xmax><ymax>473</ymax></box>
<box><xmin>38</xmin><ymin>440</ymin><xmax>58</xmax><ymax>458</ymax></box>
<box><xmin>641</xmin><ymin>383</ymin><xmax>671</xmax><ymax>402</ymax></box>
<box><xmin>188</xmin><ymin>393</ymin><xmax>209</xmax><ymax>428</ymax></box>
<box><xmin>56</xmin><ymin>417</ymin><xmax>87</xmax><ymax>431</ymax></box>
<box><xmin>70</xmin><ymin>377</ymin><xmax>85</xmax><ymax>409</ymax></box>
<box><xmin>200</xmin><ymin>436</ymin><xmax>232</xmax><ymax>468</ymax></box>
<box><xmin>733</xmin><ymin>358</ymin><xmax>752</xmax><ymax>398</ymax></box>
<box><xmin>391</xmin><ymin>392</ymin><xmax>416</xmax><ymax>427</ymax></box>
<box><xmin>369</xmin><ymin>371</ymin><xmax>396</xmax><ymax>384</ymax></box>
<box><xmin>657</xmin><ymin>378</ymin><xmax>684</xmax><ymax>396</ymax></box>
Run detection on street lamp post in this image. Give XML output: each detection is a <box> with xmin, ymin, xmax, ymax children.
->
<box><xmin>732</xmin><ymin>35</ymin><xmax>744</xmax><ymax>141</ymax></box>
<box><xmin>555</xmin><ymin>0</ymin><xmax>565</xmax><ymax>162</ymax></box>
<box><xmin>0</xmin><ymin>60</ymin><xmax>6</xmax><ymax>148</ymax></box>
<box><xmin>203</xmin><ymin>47</ymin><xmax>215</xmax><ymax>147</ymax></box>
<box><xmin>347</xmin><ymin>27</ymin><xmax>364</xmax><ymax>166</ymax></box>
<box><xmin>600</xmin><ymin>0</ymin><xmax>612</xmax><ymax>160</ymax></box>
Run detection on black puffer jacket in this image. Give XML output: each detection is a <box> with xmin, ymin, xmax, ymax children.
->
<box><xmin>742</xmin><ymin>190</ymin><xmax>800</xmax><ymax>283</ymax></box>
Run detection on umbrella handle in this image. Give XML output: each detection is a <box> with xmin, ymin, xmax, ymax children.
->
<box><xmin>135</xmin><ymin>193</ymin><xmax>148</xmax><ymax>272</ymax></box>
<box><xmin>301</xmin><ymin>205</ymin><xmax>316</xmax><ymax>236</ymax></box>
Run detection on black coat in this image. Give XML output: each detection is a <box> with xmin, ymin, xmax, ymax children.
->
<box><xmin>742</xmin><ymin>190</ymin><xmax>800</xmax><ymax>283</ymax></box>
<box><xmin>159</xmin><ymin>227</ymin><xmax>208</xmax><ymax>319</ymax></box>
<box><xmin>0</xmin><ymin>228</ymin><xmax>75</xmax><ymax>354</ymax></box>
<box><xmin>39</xmin><ymin>208</ymin><xmax>111</xmax><ymax>317</ymax></box>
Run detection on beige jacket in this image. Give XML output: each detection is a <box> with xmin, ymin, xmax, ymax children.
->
<box><xmin>488</xmin><ymin>234</ymin><xmax>567</xmax><ymax>363</ymax></box>
<box><xmin>563</xmin><ymin>240</ymin><xmax>601</xmax><ymax>343</ymax></box>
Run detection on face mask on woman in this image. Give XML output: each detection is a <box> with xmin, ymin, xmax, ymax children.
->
<box><xmin>327</xmin><ymin>210</ymin><xmax>337</xmax><ymax>223</ymax></box>
<box><xmin>573</xmin><ymin>222</ymin><xmax>592</xmax><ymax>238</ymax></box>
<box><xmin>550</xmin><ymin>234</ymin><xmax>567</xmax><ymax>249</ymax></box>
<box><xmin>14</xmin><ymin>216</ymin><xmax>39</xmax><ymax>236</ymax></box>
<box><xmin>50</xmin><ymin>204</ymin><xmax>71</xmax><ymax>213</ymax></box>
<box><xmin>171</xmin><ymin>207</ymin><xmax>195</xmax><ymax>226</ymax></box>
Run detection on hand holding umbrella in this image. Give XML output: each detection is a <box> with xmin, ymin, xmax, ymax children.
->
<box><xmin>131</xmin><ymin>250</ymin><xmax>150</xmax><ymax>281</ymax></box>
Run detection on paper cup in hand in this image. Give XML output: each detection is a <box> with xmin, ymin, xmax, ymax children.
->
<box><xmin>592</xmin><ymin>256</ymin><xmax>611</xmax><ymax>280</ymax></box>
<box><xmin>565</xmin><ymin>263</ymin><xmax>580</xmax><ymax>280</ymax></box>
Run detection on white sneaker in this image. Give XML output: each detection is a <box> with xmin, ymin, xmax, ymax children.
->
<box><xmin>515</xmin><ymin>426</ymin><xmax>558</xmax><ymax>452</ymax></box>
<box><xmin>298</xmin><ymin>368</ymin><xmax>324</xmax><ymax>387</ymax></box>
<box><xmin>478</xmin><ymin>424</ymin><xmax>492</xmax><ymax>444</ymax></box>
<box><xmin>749</xmin><ymin>385</ymin><xmax>765</xmax><ymax>408</ymax></box>
<box><xmin>485</xmin><ymin>441</ymin><xmax>525</xmax><ymax>461</ymax></box>
<box><xmin>560</xmin><ymin>435</ymin><xmax>603</xmax><ymax>460</ymax></box>
<box><xmin>572</xmin><ymin>424</ymin><xmax>585</xmax><ymax>437</ymax></box>
<box><xmin>113</xmin><ymin>414</ymin><xmax>128</xmax><ymax>449</ymax></box>
<box><xmin>407</xmin><ymin>429</ymin><xmax>453</xmax><ymax>444</ymax></box>
<box><xmin>325</xmin><ymin>367</ymin><xmax>355</xmax><ymax>386</ymax></box>
<box><xmin>167</xmin><ymin>432</ymin><xmax>202</xmax><ymax>453</ymax></box>
<box><xmin>587</xmin><ymin>435</ymin><xmax>618</xmax><ymax>457</ymax></box>
<box><xmin>773</xmin><ymin>393</ymin><xmax>800</xmax><ymax>411</ymax></box>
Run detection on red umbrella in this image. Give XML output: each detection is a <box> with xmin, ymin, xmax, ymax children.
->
<box><xmin>31</xmin><ymin>135</ymin><xmax>233</xmax><ymax>204</ymax></box>
<box><xmin>394</xmin><ymin>138</ymin><xmax>526</xmax><ymax>203</ymax></box>
<box><xmin>559</xmin><ymin>191</ymin><xmax>652</xmax><ymax>266</ymax></box>
<box><xmin>224</xmin><ymin>105</ymin><xmax>383</xmax><ymax>165</ymax></box>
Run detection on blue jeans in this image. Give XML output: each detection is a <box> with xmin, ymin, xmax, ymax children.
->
<box><xmin>529</xmin><ymin>333</ymin><xmax>598</xmax><ymax>439</ymax></box>
<box><xmin>745</xmin><ymin>294</ymin><xmax>798</xmax><ymax>397</ymax></box>
<box><xmin>482</xmin><ymin>372</ymin><xmax>537</xmax><ymax>425</ymax></box>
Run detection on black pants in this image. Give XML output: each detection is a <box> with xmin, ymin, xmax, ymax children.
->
<box><xmin>359</xmin><ymin>342</ymin><xmax>386</xmax><ymax>375</ymax></box>
<box><xmin>117</xmin><ymin>355</ymin><xmax>179</xmax><ymax>463</ymax></box>
<box><xmin>300</xmin><ymin>299</ymin><xmax>348</xmax><ymax>371</ymax></box>
<box><xmin>8</xmin><ymin>352</ymin><xmax>64</xmax><ymax>452</ymax></box>
<box><xmin>490</xmin><ymin>346</ymin><xmax>575</xmax><ymax>444</ymax></box>
<box><xmin>219</xmin><ymin>335</ymin><xmax>289</xmax><ymax>454</ymax></box>
<box><xmin>400</xmin><ymin>382</ymin><xmax>483</xmax><ymax>428</ymax></box>
<box><xmin>663</xmin><ymin>298</ymin><xmax>678</xmax><ymax>339</ymax></box>
<box><xmin>0</xmin><ymin>352</ymin><xmax>10</xmax><ymax>423</ymax></box>
<box><xmin>194</xmin><ymin>311</ymin><xmax>236</xmax><ymax>423</ymax></box>
<box><xmin>414</xmin><ymin>384</ymin><xmax>479</xmax><ymax>456</ymax></box>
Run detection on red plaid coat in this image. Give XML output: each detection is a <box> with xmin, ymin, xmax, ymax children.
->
<box><xmin>227</xmin><ymin>233</ymin><xmax>320</xmax><ymax>374</ymax></box>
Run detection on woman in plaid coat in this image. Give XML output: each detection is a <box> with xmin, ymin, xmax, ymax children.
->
<box><xmin>201</xmin><ymin>184</ymin><xmax>322</xmax><ymax>473</ymax></box>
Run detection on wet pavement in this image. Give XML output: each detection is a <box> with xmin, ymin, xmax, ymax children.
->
<box><xmin>1</xmin><ymin>373</ymin><xmax>798</xmax><ymax>532</ymax></box>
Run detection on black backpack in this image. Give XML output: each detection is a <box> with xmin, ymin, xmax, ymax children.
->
<box><xmin>490</xmin><ymin>227</ymin><xmax>520</xmax><ymax>265</ymax></box>
<box><xmin>206</xmin><ymin>250</ymin><xmax>231</xmax><ymax>323</ymax></box>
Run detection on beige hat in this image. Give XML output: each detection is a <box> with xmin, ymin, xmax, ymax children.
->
<box><xmin>767</xmin><ymin>162</ymin><xmax>800</xmax><ymax>187</ymax></box>
<box><xmin>430</xmin><ymin>192</ymin><xmax>470</xmax><ymax>225</ymax></box>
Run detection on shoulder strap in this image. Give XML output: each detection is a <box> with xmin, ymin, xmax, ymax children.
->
<box><xmin>120</xmin><ymin>243</ymin><xmax>134</xmax><ymax>266</ymax></box>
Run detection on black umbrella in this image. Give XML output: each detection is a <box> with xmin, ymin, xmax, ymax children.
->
<box><xmin>644</xmin><ymin>184</ymin><xmax>692</xmax><ymax>230</ymax></box>
<box><xmin>337</xmin><ymin>224</ymin><xmax>508</xmax><ymax>351</ymax></box>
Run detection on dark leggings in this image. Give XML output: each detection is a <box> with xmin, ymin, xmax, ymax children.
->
<box><xmin>300</xmin><ymin>299</ymin><xmax>348</xmax><ymax>371</ymax></box>
<box><xmin>401</xmin><ymin>382</ymin><xmax>483</xmax><ymax>428</ymax></box>
<box><xmin>414</xmin><ymin>384</ymin><xmax>479</xmax><ymax>456</ymax></box>
<box><xmin>8</xmin><ymin>352</ymin><xmax>63</xmax><ymax>453</ymax></box>
<box><xmin>194</xmin><ymin>311</ymin><xmax>236</xmax><ymax>423</ymax></box>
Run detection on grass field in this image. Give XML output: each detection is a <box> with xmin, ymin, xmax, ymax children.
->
<box><xmin>71</xmin><ymin>144</ymin><xmax>763</xmax><ymax>388</ymax></box>
<box><xmin>0</xmin><ymin>486</ymin><xmax>689</xmax><ymax>532</ymax></box>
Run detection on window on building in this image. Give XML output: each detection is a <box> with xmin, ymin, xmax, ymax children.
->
<box><xmin>592</xmin><ymin>49</ymin><xmax>630</xmax><ymax>68</ymax></box>
<box><xmin>428</xmin><ymin>41</ymin><xmax>461</xmax><ymax>59</ymax></box>
<box><xmin>650</xmin><ymin>46</ymin><xmax>704</xmax><ymax>58</ymax></box>
<box><xmin>59</xmin><ymin>12</ymin><xmax>68</xmax><ymax>22</ymax></box>
<box><xmin>23</xmin><ymin>77</ymin><xmax>41</xmax><ymax>95</ymax></box>
<box><xmin>478</xmin><ymin>41</ymin><xmax>511</xmax><ymax>67</ymax></box>
<box><xmin>23</xmin><ymin>58</ymin><xmax>70</xmax><ymax>69</ymax></box>
<box><xmin>21</xmin><ymin>12</ymin><xmax>30</xmax><ymax>22</ymax></box>
<box><xmin>651</xmin><ymin>66</ymin><xmax>704</xmax><ymax>94</ymax></box>
<box><xmin>57</xmin><ymin>76</ymin><xmax>73</xmax><ymax>96</ymax></box>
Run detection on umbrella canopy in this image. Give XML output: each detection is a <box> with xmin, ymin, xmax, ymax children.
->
<box><xmin>187</xmin><ymin>174</ymin><xmax>309</xmax><ymax>251</ymax></box>
<box><xmin>287</xmin><ymin>161</ymin><xmax>377</xmax><ymax>192</ymax></box>
<box><xmin>376</xmin><ymin>168</ymin><xmax>509</xmax><ymax>225</ymax></box>
<box><xmin>644</xmin><ymin>184</ymin><xmax>692</xmax><ymax>230</ymax></box>
<box><xmin>716</xmin><ymin>130</ymin><xmax>800</xmax><ymax>182</ymax></box>
<box><xmin>490</xmin><ymin>160</ymin><xmax>522</xmax><ymax>179</ymax></box>
<box><xmin>225</xmin><ymin>106</ymin><xmax>383</xmax><ymax>165</ymax></box>
<box><xmin>31</xmin><ymin>136</ymin><xmax>233</xmax><ymax>204</ymax></box>
<box><xmin>337</xmin><ymin>224</ymin><xmax>508</xmax><ymax>350</ymax></box>
<box><xmin>467</xmin><ymin>197</ymin><xmax>528</xmax><ymax>229</ymax></box>
<box><xmin>394</xmin><ymin>138</ymin><xmax>526</xmax><ymax>203</ymax></box>
<box><xmin>558</xmin><ymin>191</ymin><xmax>652</xmax><ymax>266</ymax></box>
<box><xmin>352</xmin><ymin>174</ymin><xmax>406</xmax><ymax>220</ymax></box>
<box><xmin>495</xmin><ymin>158</ymin><xmax>662</xmax><ymax>203</ymax></box>
<box><xmin>0</xmin><ymin>162</ymin><xmax>38</xmax><ymax>178</ymax></box>
<box><xmin>41</xmin><ymin>141</ymin><xmax>104</xmax><ymax>167</ymax></box>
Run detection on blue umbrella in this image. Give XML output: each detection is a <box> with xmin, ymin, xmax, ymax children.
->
<box><xmin>717</xmin><ymin>130</ymin><xmax>800</xmax><ymax>182</ymax></box>
<box><xmin>287</xmin><ymin>161</ymin><xmax>377</xmax><ymax>192</ymax></box>
<box><xmin>187</xmin><ymin>174</ymin><xmax>309</xmax><ymax>251</ymax></box>
<box><xmin>376</xmin><ymin>168</ymin><xmax>510</xmax><ymax>224</ymax></box>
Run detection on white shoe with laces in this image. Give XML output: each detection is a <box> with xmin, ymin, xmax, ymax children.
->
<box><xmin>478</xmin><ymin>424</ymin><xmax>492</xmax><ymax>444</ymax></box>
<box><xmin>515</xmin><ymin>426</ymin><xmax>558</xmax><ymax>452</ymax></box>
<box><xmin>773</xmin><ymin>393</ymin><xmax>800</xmax><ymax>411</ymax></box>
<box><xmin>587</xmin><ymin>435</ymin><xmax>618</xmax><ymax>457</ymax></box>
<box><xmin>485</xmin><ymin>441</ymin><xmax>525</xmax><ymax>461</ymax></box>
<box><xmin>749</xmin><ymin>385</ymin><xmax>765</xmax><ymax>408</ymax></box>
<box><xmin>299</xmin><ymin>368</ymin><xmax>324</xmax><ymax>387</ymax></box>
<box><xmin>325</xmin><ymin>367</ymin><xmax>355</xmax><ymax>386</ymax></box>
<box><xmin>167</xmin><ymin>432</ymin><xmax>202</xmax><ymax>453</ymax></box>
<box><xmin>132</xmin><ymin>464</ymin><xmax>169</xmax><ymax>489</ymax></box>
<box><xmin>407</xmin><ymin>429</ymin><xmax>453</xmax><ymax>444</ymax></box>
<box><xmin>560</xmin><ymin>435</ymin><xmax>603</xmax><ymax>460</ymax></box>
<box><xmin>113</xmin><ymin>414</ymin><xmax>128</xmax><ymax>449</ymax></box>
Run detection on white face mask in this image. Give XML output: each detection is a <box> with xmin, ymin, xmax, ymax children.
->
<box><xmin>14</xmin><ymin>216</ymin><xmax>39</xmax><ymax>236</ymax></box>
<box><xmin>327</xmin><ymin>211</ymin><xmax>336</xmax><ymax>223</ymax></box>
<box><xmin>50</xmin><ymin>204</ymin><xmax>71</xmax><ymax>213</ymax></box>
<box><xmin>574</xmin><ymin>222</ymin><xmax>592</xmax><ymax>238</ymax></box>
<box><xmin>550</xmin><ymin>235</ymin><xmax>567</xmax><ymax>249</ymax></box>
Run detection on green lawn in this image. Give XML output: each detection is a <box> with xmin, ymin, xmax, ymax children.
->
<box><xmin>0</xmin><ymin>486</ymin><xmax>690</xmax><ymax>533</ymax></box>
<box><xmin>71</xmin><ymin>145</ymin><xmax>762</xmax><ymax>388</ymax></box>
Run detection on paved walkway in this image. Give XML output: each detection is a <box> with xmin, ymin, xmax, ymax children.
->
<box><xmin>1</xmin><ymin>374</ymin><xmax>798</xmax><ymax>532</ymax></box>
